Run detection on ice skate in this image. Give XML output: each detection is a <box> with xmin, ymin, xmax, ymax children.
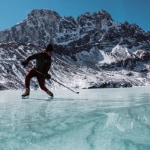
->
<box><xmin>46</xmin><ymin>90</ymin><xmax>54</xmax><ymax>97</ymax></box>
<box><xmin>22</xmin><ymin>89</ymin><xmax>30</xmax><ymax>98</ymax></box>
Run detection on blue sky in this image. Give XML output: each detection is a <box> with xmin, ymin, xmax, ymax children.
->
<box><xmin>0</xmin><ymin>0</ymin><xmax>149</xmax><ymax>31</ymax></box>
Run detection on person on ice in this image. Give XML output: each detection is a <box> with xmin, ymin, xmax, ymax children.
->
<box><xmin>21</xmin><ymin>44</ymin><xmax>54</xmax><ymax>98</ymax></box>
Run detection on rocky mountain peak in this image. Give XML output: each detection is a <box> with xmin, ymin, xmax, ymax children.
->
<box><xmin>0</xmin><ymin>9</ymin><xmax>150</xmax><ymax>90</ymax></box>
<box><xmin>96</xmin><ymin>9</ymin><xmax>113</xmax><ymax>21</ymax></box>
<box><xmin>26</xmin><ymin>9</ymin><xmax>61</xmax><ymax>25</ymax></box>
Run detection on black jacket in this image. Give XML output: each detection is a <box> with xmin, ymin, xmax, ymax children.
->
<box><xmin>26</xmin><ymin>52</ymin><xmax>52</xmax><ymax>74</ymax></box>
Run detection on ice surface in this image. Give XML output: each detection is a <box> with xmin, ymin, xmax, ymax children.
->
<box><xmin>0</xmin><ymin>87</ymin><xmax>150</xmax><ymax>150</ymax></box>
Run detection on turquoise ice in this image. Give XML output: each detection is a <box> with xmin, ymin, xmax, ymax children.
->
<box><xmin>0</xmin><ymin>87</ymin><xmax>150</xmax><ymax>150</ymax></box>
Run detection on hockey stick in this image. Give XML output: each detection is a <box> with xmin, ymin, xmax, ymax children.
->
<box><xmin>51</xmin><ymin>78</ymin><xmax>79</xmax><ymax>94</ymax></box>
<box><xmin>33</xmin><ymin>69</ymin><xmax>79</xmax><ymax>94</ymax></box>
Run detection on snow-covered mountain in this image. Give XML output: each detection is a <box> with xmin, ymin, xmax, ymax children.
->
<box><xmin>0</xmin><ymin>9</ymin><xmax>150</xmax><ymax>90</ymax></box>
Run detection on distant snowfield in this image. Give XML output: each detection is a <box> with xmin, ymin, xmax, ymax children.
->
<box><xmin>0</xmin><ymin>87</ymin><xmax>150</xmax><ymax>150</ymax></box>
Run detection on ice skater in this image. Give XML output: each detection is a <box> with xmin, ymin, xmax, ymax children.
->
<box><xmin>21</xmin><ymin>44</ymin><xmax>54</xmax><ymax>98</ymax></box>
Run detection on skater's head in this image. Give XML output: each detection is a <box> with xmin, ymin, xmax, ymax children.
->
<box><xmin>46</xmin><ymin>44</ymin><xmax>53</xmax><ymax>52</ymax></box>
<box><xmin>45</xmin><ymin>44</ymin><xmax>53</xmax><ymax>56</ymax></box>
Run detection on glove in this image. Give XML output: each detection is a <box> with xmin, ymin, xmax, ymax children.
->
<box><xmin>21</xmin><ymin>60</ymin><xmax>28</xmax><ymax>67</ymax></box>
<box><xmin>45</xmin><ymin>74</ymin><xmax>51</xmax><ymax>79</ymax></box>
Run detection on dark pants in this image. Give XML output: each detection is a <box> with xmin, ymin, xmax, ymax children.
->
<box><xmin>25</xmin><ymin>69</ymin><xmax>48</xmax><ymax>92</ymax></box>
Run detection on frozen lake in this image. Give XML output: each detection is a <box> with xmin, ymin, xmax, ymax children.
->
<box><xmin>0</xmin><ymin>87</ymin><xmax>150</xmax><ymax>150</ymax></box>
